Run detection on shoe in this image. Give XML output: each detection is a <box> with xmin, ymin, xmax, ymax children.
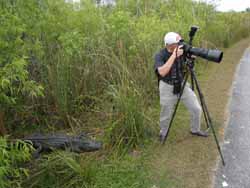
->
<box><xmin>159</xmin><ymin>134</ymin><xmax>166</xmax><ymax>144</ymax></box>
<box><xmin>159</xmin><ymin>129</ymin><xmax>168</xmax><ymax>144</ymax></box>
<box><xmin>190</xmin><ymin>130</ymin><xmax>209</xmax><ymax>137</ymax></box>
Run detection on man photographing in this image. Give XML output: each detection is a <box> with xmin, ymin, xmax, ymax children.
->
<box><xmin>154</xmin><ymin>32</ymin><xmax>208</xmax><ymax>144</ymax></box>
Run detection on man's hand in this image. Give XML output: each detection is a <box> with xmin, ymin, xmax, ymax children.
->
<box><xmin>157</xmin><ymin>45</ymin><xmax>183</xmax><ymax>77</ymax></box>
<box><xmin>191</xmin><ymin>55</ymin><xmax>196</xmax><ymax>59</ymax></box>
<box><xmin>173</xmin><ymin>45</ymin><xmax>184</xmax><ymax>58</ymax></box>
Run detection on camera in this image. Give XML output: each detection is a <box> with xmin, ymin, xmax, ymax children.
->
<box><xmin>179</xmin><ymin>26</ymin><xmax>223</xmax><ymax>63</ymax></box>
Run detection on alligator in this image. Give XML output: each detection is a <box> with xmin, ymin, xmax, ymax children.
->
<box><xmin>22</xmin><ymin>133</ymin><xmax>102</xmax><ymax>156</ymax></box>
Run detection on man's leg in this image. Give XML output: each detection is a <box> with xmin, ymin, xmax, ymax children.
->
<box><xmin>181</xmin><ymin>84</ymin><xmax>207</xmax><ymax>136</ymax></box>
<box><xmin>159</xmin><ymin>102</ymin><xmax>177</xmax><ymax>137</ymax></box>
<box><xmin>159</xmin><ymin>81</ymin><xmax>177</xmax><ymax>139</ymax></box>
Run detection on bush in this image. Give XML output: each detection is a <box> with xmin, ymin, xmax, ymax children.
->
<box><xmin>0</xmin><ymin>137</ymin><xmax>33</xmax><ymax>188</ymax></box>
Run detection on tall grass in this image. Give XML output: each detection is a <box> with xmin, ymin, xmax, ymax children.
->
<box><xmin>106</xmin><ymin>81</ymin><xmax>146</xmax><ymax>152</ymax></box>
<box><xmin>3</xmin><ymin>0</ymin><xmax>250</xmax><ymax>151</ymax></box>
<box><xmin>2</xmin><ymin>0</ymin><xmax>250</xmax><ymax>186</ymax></box>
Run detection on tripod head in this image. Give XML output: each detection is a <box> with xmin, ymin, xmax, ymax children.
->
<box><xmin>185</xmin><ymin>56</ymin><xmax>196</xmax><ymax>69</ymax></box>
<box><xmin>188</xmin><ymin>25</ymin><xmax>199</xmax><ymax>45</ymax></box>
<box><xmin>179</xmin><ymin>25</ymin><xmax>199</xmax><ymax>65</ymax></box>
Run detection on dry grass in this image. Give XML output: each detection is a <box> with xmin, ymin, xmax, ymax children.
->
<box><xmin>148</xmin><ymin>38</ymin><xmax>250</xmax><ymax>188</ymax></box>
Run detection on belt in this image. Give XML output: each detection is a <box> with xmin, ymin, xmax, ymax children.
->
<box><xmin>162</xmin><ymin>79</ymin><xmax>174</xmax><ymax>85</ymax></box>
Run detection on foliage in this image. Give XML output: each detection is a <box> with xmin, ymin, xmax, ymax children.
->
<box><xmin>1</xmin><ymin>0</ymin><xmax>249</xmax><ymax>131</ymax></box>
<box><xmin>0</xmin><ymin>137</ymin><xmax>33</xmax><ymax>188</ymax></box>
<box><xmin>22</xmin><ymin>152</ymin><xmax>93</xmax><ymax>188</ymax></box>
<box><xmin>106</xmin><ymin>82</ymin><xmax>147</xmax><ymax>152</ymax></box>
<box><xmin>1</xmin><ymin>0</ymin><xmax>250</xmax><ymax>155</ymax></box>
<box><xmin>23</xmin><ymin>151</ymin><xmax>150</xmax><ymax>188</ymax></box>
<box><xmin>0</xmin><ymin>0</ymin><xmax>44</xmax><ymax>109</ymax></box>
<box><xmin>1</xmin><ymin>0</ymin><xmax>250</xmax><ymax>186</ymax></box>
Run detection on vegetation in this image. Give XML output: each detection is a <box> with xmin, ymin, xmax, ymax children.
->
<box><xmin>22</xmin><ymin>151</ymin><xmax>150</xmax><ymax>188</ymax></box>
<box><xmin>0</xmin><ymin>0</ymin><xmax>250</xmax><ymax>187</ymax></box>
<box><xmin>0</xmin><ymin>137</ymin><xmax>33</xmax><ymax>188</ymax></box>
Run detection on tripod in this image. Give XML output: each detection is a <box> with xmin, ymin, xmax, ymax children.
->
<box><xmin>161</xmin><ymin>58</ymin><xmax>226</xmax><ymax>166</ymax></box>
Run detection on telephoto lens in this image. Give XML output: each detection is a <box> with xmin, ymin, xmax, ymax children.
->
<box><xmin>179</xmin><ymin>40</ymin><xmax>223</xmax><ymax>63</ymax></box>
<box><xmin>189</xmin><ymin>47</ymin><xmax>223</xmax><ymax>63</ymax></box>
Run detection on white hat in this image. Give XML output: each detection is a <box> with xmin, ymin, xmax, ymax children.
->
<box><xmin>164</xmin><ymin>32</ymin><xmax>182</xmax><ymax>45</ymax></box>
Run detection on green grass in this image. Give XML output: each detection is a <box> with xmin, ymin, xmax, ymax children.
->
<box><xmin>22</xmin><ymin>151</ymin><xmax>152</xmax><ymax>188</ymax></box>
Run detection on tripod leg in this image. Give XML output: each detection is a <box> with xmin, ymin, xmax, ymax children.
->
<box><xmin>162</xmin><ymin>73</ymin><xmax>189</xmax><ymax>144</ymax></box>
<box><xmin>190</xmin><ymin>69</ymin><xmax>226</xmax><ymax>166</ymax></box>
<box><xmin>191</xmin><ymin>72</ymin><xmax>195</xmax><ymax>91</ymax></box>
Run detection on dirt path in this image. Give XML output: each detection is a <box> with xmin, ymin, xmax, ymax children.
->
<box><xmin>148</xmin><ymin>38</ymin><xmax>250</xmax><ymax>188</ymax></box>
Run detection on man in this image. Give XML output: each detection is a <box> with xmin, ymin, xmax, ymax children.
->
<box><xmin>154</xmin><ymin>32</ymin><xmax>208</xmax><ymax>143</ymax></box>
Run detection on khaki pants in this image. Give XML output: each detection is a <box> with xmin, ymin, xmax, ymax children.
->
<box><xmin>159</xmin><ymin>80</ymin><xmax>202</xmax><ymax>136</ymax></box>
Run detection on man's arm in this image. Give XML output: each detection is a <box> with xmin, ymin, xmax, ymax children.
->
<box><xmin>156</xmin><ymin>46</ymin><xmax>183</xmax><ymax>77</ymax></box>
<box><xmin>157</xmin><ymin>53</ymin><xmax>176</xmax><ymax>77</ymax></box>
